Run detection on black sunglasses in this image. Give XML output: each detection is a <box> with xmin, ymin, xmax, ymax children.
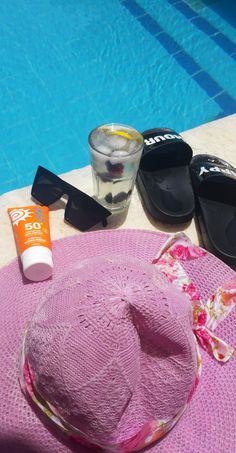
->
<box><xmin>31</xmin><ymin>166</ymin><xmax>111</xmax><ymax>231</ymax></box>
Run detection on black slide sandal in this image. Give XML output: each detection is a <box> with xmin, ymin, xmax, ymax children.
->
<box><xmin>136</xmin><ymin>128</ymin><xmax>194</xmax><ymax>224</ymax></box>
<box><xmin>190</xmin><ymin>154</ymin><xmax>236</xmax><ymax>265</ymax></box>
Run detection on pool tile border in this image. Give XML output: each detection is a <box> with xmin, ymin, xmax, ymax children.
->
<box><xmin>170</xmin><ymin>0</ymin><xmax>236</xmax><ymax>56</ymax></box>
<box><xmin>122</xmin><ymin>0</ymin><xmax>236</xmax><ymax>117</ymax></box>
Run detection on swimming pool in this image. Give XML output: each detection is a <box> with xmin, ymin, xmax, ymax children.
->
<box><xmin>0</xmin><ymin>0</ymin><xmax>235</xmax><ymax>194</ymax></box>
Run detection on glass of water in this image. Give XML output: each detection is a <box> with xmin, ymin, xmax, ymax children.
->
<box><xmin>89</xmin><ymin>123</ymin><xmax>144</xmax><ymax>212</ymax></box>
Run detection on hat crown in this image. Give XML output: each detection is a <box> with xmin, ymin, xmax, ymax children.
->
<box><xmin>25</xmin><ymin>256</ymin><xmax>197</xmax><ymax>444</ymax></box>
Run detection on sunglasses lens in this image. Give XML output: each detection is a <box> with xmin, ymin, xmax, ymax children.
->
<box><xmin>32</xmin><ymin>172</ymin><xmax>63</xmax><ymax>205</ymax></box>
<box><xmin>65</xmin><ymin>194</ymin><xmax>111</xmax><ymax>231</ymax></box>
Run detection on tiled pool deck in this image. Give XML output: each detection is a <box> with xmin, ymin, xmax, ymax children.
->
<box><xmin>0</xmin><ymin>113</ymin><xmax>235</xmax><ymax>268</ymax></box>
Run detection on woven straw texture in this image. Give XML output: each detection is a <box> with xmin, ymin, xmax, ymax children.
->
<box><xmin>26</xmin><ymin>255</ymin><xmax>196</xmax><ymax>444</ymax></box>
<box><xmin>0</xmin><ymin>229</ymin><xmax>235</xmax><ymax>453</ymax></box>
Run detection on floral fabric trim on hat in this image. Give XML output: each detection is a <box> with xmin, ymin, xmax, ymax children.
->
<box><xmin>20</xmin><ymin>233</ymin><xmax>235</xmax><ymax>452</ymax></box>
<box><xmin>153</xmin><ymin>232</ymin><xmax>235</xmax><ymax>363</ymax></box>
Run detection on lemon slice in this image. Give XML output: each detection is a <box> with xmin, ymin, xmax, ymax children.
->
<box><xmin>100</xmin><ymin>127</ymin><xmax>133</xmax><ymax>140</ymax></box>
<box><xmin>111</xmin><ymin>130</ymin><xmax>133</xmax><ymax>140</ymax></box>
<box><xmin>100</xmin><ymin>127</ymin><xmax>142</xmax><ymax>143</ymax></box>
<box><xmin>111</xmin><ymin>130</ymin><xmax>143</xmax><ymax>142</ymax></box>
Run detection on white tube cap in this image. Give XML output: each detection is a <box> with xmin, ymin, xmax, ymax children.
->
<box><xmin>21</xmin><ymin>246</ymin><xmax>53</xmax><ymax>282</ymax></box>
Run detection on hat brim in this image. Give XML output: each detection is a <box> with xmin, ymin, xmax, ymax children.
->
<box><xmin>0</xmin><ymin>229</ymin><xmax>235</xmax><ymax>453</ymax></box>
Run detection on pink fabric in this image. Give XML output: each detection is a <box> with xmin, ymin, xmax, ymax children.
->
<box><xmin>22</xmin><ymin>255</ymin><xmax>197</xmax><ymax>449</ymax></box>
<box><xmin>0</xmin><ymin>229</ymin><xmax>235</xmax><ymax>453</ymax></box>
<box><xmin>153</xmin><ymin>233</ymin><xmax>235</xmax><ymax>363</ymax></box>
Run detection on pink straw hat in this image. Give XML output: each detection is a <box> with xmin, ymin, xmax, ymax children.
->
<box><xmin>0</xmin><ymin>229</ymin><xmax>236</xmax><ymax>453</ymax></box>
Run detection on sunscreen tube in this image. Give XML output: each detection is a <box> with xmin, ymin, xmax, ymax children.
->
<box><xmin>8</xmin><ymin>205</ymin><xmax>53</xmax><ymax>282</ymax></box>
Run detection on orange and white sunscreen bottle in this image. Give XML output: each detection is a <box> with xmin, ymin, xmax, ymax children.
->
<box><xmin>8</xmin><ymin>205</ymin><xmax>53</xmax><ymax>282</ymax></box>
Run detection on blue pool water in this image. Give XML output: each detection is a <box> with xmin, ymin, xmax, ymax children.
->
<box><xmin>0</xmin><ymin>0</ymin><xmax>235</xmax><ymax>194</ymax></box>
